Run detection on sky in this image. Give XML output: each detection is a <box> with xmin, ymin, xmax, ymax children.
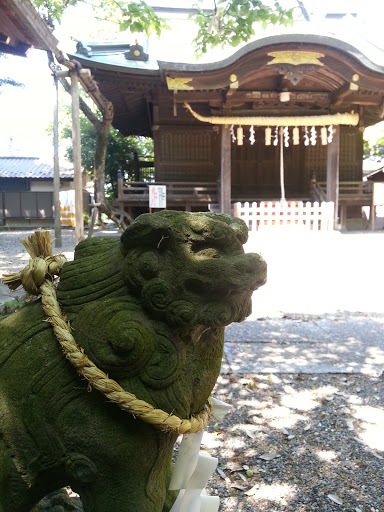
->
<box><xmin>0</xmin><ymin>51</ymin><xmax>55</xmax><ymax>159</ymax></box>
<box><xmin>1</xmin><ymin>0</ymin><xmax>384</xmax><ymax>161</ymax></box>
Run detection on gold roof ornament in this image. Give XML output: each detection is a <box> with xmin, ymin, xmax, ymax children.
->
<box><xmin>166</xmin><ymin>77</ymin><xmax>194</xmax><ymax>90</ymax></box>
<box><xmin>267</xmin><ymin>51</ymin><xmax>325</xmax><ymax>66</ymax></box>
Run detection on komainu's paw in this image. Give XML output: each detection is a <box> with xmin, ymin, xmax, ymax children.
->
<box><xmin>32</xmin><ymin>488</ymin><xmax>83</xmax><ymax>512</ymax></box>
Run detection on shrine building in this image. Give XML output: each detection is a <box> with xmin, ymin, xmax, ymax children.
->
<box><xmin>71</xmin><ymin>32</ymin><xmax>384</xmax><ymax>230</ymax></box>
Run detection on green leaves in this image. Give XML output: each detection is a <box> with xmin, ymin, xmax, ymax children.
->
<box><xmin>191</xmin><ymin>0</ymin><xmax>295</xmax><ymax>57</ymax></box>
<box><xmin>31</xmin><ymin>0</ymin><xmax>168</xmax><ymax>36</ymax></box>
<box><xmin>61</xmin><ymin>111</ymin><xmax>153</xmax><ymax>198</ymax></box>
<box><xmin>364</xmin><ymin>136</ymin><xmax>384</xmax><ymax>160</ymax></box>
<box><xmin>0</xmin><ymin>78</ymin><xmax>23</xmax><ymax>92</ymax></box>
<box><xmin>0</xmin><ymin>55</ymin><xmax>24</xmax><ymax>93</ymax></box>
<box><xmin>117</xmin><ymin>1</ymin><xmax>169</xmax><ymax>36</ymax></box>
<box><xmin>31</xmin><ymin>0</ymin><xmax>292</xmax><ymax>57</ymax></box>
<box><xmin>32</xmin><ymin>0</ymin><xmax>78</xmax><ymax>27</ymax></box>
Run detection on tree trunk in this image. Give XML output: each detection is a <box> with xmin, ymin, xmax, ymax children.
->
<box><xmin>94</xmin><ymin>114</ymin><xmax>132</xmax><ymax>230</ymax></box>
<box><xmin>57</xmin><ymin>70</ymin><xmax>132</xmax><ymax>231</ymax></box>
<box><xmin>94</xmin><ymin>117</ymin><xmax>111</xmax><ymax>208</ymax></box>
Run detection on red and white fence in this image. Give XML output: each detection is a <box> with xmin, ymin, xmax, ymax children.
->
<box><xmin>234</xmin><ymin>201</ymin><xmax>334</xmax><ymax>232</ymax></box>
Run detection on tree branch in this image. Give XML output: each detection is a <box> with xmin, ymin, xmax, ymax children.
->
<box><xmin>58</xmin><ymin>76</ymin><xmax>101</xmax><ymax>129</ymax></box>
<box><xmin>79</xmin><ymin>73</ymin><xmax>114</xmax><ymax>122</ymax></box>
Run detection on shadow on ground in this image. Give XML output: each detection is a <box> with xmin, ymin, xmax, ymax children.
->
<box><xmin>205</xmin><ymin>372</ymin><xmax>384</xmax><ymax>512</ymax></box>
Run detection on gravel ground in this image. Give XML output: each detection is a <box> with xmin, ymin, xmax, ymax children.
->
<box><xmin>0</xmin><ymin>228</ymin><xmax>120</xmax><ymax>275</ymax></box>
<box><xmin>205</xmin><ymin>373</ymin><xmax>384</xmax><ymax>512</ymax></box>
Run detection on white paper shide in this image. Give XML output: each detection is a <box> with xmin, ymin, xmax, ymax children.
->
<box><xmin>169</xmin><ymin>398</ymin><xmax>231</xmax><ymax>512</ymax></box>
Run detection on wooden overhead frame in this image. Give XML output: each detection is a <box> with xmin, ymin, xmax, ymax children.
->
<box><xmin>0</xmin><ymin>0</ymin><xmax>58</xmax><ymax>56</ymax></box>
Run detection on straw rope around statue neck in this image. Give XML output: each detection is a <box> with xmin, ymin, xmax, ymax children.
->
<box><xmin>2</xmin><ymin>231</ymin><xmax>211</xmax><ymax>434</ymax></box>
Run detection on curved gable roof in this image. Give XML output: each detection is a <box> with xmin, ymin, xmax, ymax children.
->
<box><xmin>159</xmin><ymin>32</ymin><xmax>384</xmax><ymax>75</ymax></box>
<box><xmin>71</xmin><ymin>31</ymin><xmax>384</xmax><ymax>134</ymax></box>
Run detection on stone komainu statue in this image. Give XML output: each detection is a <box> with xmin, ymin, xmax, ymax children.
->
<box><xmin>0</xmin><ymin>211</ymin><xmax>267</xmax><ymax>512</ymax></box>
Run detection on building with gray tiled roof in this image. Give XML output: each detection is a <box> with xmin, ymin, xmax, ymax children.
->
<box><xmin>0</xmin><ymin>156</ymin><xmax>74</xmax><ymax>228</ymax></box>
<box><xmin>0</xmin><ymin>156</ymin><xmax>74</xmax><ymax>180</ymax></box>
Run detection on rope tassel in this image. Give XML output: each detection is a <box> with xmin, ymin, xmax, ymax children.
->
<box><xmin>2</xmin><ymin>232</ymin><xmax>66</xmax><ymax>295</ymax></box>
<box><xmin>1</xmin><ymin>231</ymin><xmax>211</xmax><ymax>434</ymax></box>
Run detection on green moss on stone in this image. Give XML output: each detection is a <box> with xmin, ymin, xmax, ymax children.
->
<box><xmin>0</xmin><ymin>211</ymin><xmax>266</xmax><ymax>512</ymax></box>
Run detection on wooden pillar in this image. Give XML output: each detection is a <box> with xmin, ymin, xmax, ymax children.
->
<box><xmin>279</xmin><ymin>127</ymin><xmax>286</xmax><ymax>203</ymax></box>
<box><xmin>71</xmin><ymin>71</ymin><xmax>84</xmax><ymax>244</ymax></box>
<box><xmin>220</xmin><ymin>124</ymin><xmax>232</xmax><ymax>215</ymax></box>
<box><xmin>371</xmin><ymin>184</ymin><xmax>376</xmax><ymax>231</ymax></box>
<box><xmin>53</xmin><ymin>74</ymin><xmax>62</xmax><ymax>248</ymax></box>
<box><xmin>116</xmin><ymin>170</ymin><xmax>125</xmax><ymax>212</ymax></box>
<box><xmin>117</xmin><ymin>169</ymin><xmax>124</xmax><ymax>199</ymax></box>
<box><xmin>326</xmin><ymin>125</ymin><xmax>340</xmax><ymax>229</ymax></box>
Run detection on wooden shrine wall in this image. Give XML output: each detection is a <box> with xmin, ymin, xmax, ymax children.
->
<box><xmin>340</xmin><ymin>126</ymin><xmax>364</xmax><ymax>181</ymax></box>
<box><xmin>154</xmin><ymin>99</ymin><xmax>220</xmax><ymax>182</ymax></box>
<box><xmin>231</xmin><ymin>126</ymin><xmax>363</xmax><ymax>200</ymax></box>
<box><xmin>231</xmin><ymin>127</ymin><xmax>304</xmax><ymax>200</ymax></box>
<box><xmin>153</xmin><ymin>126</ymin><xmax>220</xmax><ymax>182</ymax></box>
<box><xmin>154</xmin><ymin>97</ymin><xmax>363</xmax><ymax>199</ymax></box>
<box><xmin>304</xmin><ymin>126</ymin><xmax>363</xmax><ymax>184</ymax></box>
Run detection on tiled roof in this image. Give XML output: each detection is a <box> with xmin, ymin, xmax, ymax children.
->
<box><xmin>0</xmin><ymin>157</ymin><xmax>73</xmax><ymax>180</ymax></box>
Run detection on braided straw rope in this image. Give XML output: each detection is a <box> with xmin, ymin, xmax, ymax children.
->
<box><xmin>184</xmin><ymin>102</ymin><xmax>360</xmax><ymax>127</ymax></box>
<box><xmin>2</xmin><ymin>231</ymin><xmax>211</xmax><ymax>434</ymax></box>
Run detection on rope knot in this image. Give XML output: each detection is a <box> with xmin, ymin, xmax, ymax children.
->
<box><xmin>1</xmin><ymin>231</ymin><xmax>67</xmax><ymax>296</ymax></box>
<box><xmin>22</xmin><ymin>257</ymin><xmax>49</xmax><ymax>295</ymax></box>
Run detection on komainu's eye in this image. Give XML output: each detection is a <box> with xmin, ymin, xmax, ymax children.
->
<box><xmin>195</xmin><ymin>248</ymin><xmax>220</xmax><ymax>258</ymax></box>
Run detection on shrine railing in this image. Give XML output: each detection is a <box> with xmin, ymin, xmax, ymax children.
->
<box><xmin>317</xmin><ymin>181</ymin><xmax>372</xmax><ymax>201</ymax></box>
<box><xmin>116</xmin><ymin>180</ymin><xmax>218</xmax><ymax>206</ymax></box>
<box><xmin>234</xmin><ymin>201</ymin><xmax>335</xmax><ymax>232</ymax></box>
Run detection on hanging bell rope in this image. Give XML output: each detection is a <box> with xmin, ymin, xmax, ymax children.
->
<box><xmin>184</xmin><ymin>102</ymin><xmax>359</xmax><ymax>127</ymax></box>
<box><xmin>2</xmin><ymin>231</ymin><xmax>211</xmax><ymax>434</ymax></box>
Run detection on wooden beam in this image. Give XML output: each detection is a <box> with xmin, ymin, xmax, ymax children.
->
<box><xmin>379</xmin><ymin>98</ymin><xmax>384</xmax><ymax>118</ymax></box>
<box><xmin>220</xmin><ymin>125</ymin><xmax>232</xmax><ymax>215</ymax></box>
<box><xmin>57</xmin><ymin>69</ymin><xmax>90</xmax><ymax>78</ymax></box>
<box><xmin>331</xmin><ymin>84</ymin><xmax>355</xmax><ymax>107</ymax></box>
<box><xmin>174</xmin><ymin>90</ymin><xmax>331</xmax><ymax>105</ymax></box>
<box><xmin>326</xmin><ymin>125</ymin><xmax>340</xmax><ymax>229</ymax></box>
<box><xmin>223</xmin><ymin>74</ymin><xmax>240</xmax><ymax>104</ymax></box>
<box><xmin>53</xmin><ymin>74</ymin><xmax>62</xmax><ymax>248</ymax></box>
<box><xmin>71</xmin><ymin>71</ymin><xmax>84</xmax><ymax>244</ymax></box>
<box><xmin>351</xmin><ymin>100</ymin><xmax>380</xmax><ymax>106</ymax></box>
<box><xmin>79</xmin><ymin>72</ymin><xmax>112</xmax><ymax>119</ymax></box>
<box><xmin>332</xmin><ymin>92</ymin><xmax>352</xmax><ymax>108</ymax></box>
<box><xmin>0</xmin><ymin>33</ymin><xmax>10</xmax><ymax>44</ymax></box>
<box><xmin>1</xmin><ymin>0</ymin><xmax>58</xmax><ymax>54</ymax></box>
<box><xmin>171</xmin><ymin>91</ymin><xmax>225</xmax><ymax>103</ymax></box>
<box><xmin>0</xmin><ymin>40</ymin><xmax>29</xmax><ymax>56</ymax></box>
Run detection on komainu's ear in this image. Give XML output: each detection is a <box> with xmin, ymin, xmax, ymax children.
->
<box><xmin>208</xmin><ymin>213</ymin><xmax>249</xmax><ymax>244</ymax></box>
<box><xmin>120</xmin><ymin>213</ymin><xmax>173</xmax><ymax>254</ymax></box>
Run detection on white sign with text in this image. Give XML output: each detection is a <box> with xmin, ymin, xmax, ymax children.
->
<box><xmin>149</xmin><ymin>185</ymin><xmax>167</xmax><ymax>208</ymax></box>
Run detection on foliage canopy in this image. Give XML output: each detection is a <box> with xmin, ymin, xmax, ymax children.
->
<box><xmin>62</xmin><ymin>113</ymin><xmax>153</xmax><ymax>198</ymax></box>
<box><xmin>31</xmin><ymin>0</ymin><xmax>294</xmax><ymax>56</ymax></box>
<box><xmin>32</xmin><ymin>0</ymin><xmax>168</xmax><ymax>35</ymax></box>
<box><xmin>364</xmin><ymin>137</ymin><xmax>384</xmax><ymax>160</ymax></box>
<box><xmin>192</xmin><ymin>0</ymin><xmax>294</xmax><ymax>57</ymax></box>
<box><xmin>0</xmin><ymin>54</ymin><xmax>23</xmax><ymax>93</ymax></box>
